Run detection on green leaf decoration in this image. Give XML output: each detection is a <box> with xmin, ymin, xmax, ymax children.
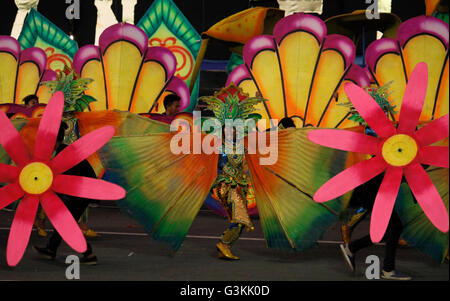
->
<box><xmin>76</xmin><ymin>95</ymin><xmax>96</xmax><ymax>112</ymax></box>
<box><xmin>238</xmin><ymin>97</ymin><xmax>265</xmax><ymax>120</ymax></box>
<box><xmin>248</xmin><ymin>113</ymin><xmax>262</xmax><ymax>122</ymax></box>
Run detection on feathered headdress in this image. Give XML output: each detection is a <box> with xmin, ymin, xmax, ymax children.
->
<box><xmin>40</xmin><ymin>66</ymin><xmax>96</xmax><ymax>112</ymax></box>
<box><xmin>340</xmin><ymin>81</ymin><xmax>397</xmax><ymax>126</ymax></box>
<box><xmin>199</xmin><ymin>84</ymin><xmax>265</xmax><ymax>125</ymax></box>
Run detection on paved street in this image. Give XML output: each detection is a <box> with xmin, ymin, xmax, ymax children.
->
<box><xmin>0</xmin><ymin>204</ymin><xmax>448</xmax><ymax>282</ymax></box>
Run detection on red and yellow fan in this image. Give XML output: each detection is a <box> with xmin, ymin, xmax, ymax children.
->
<box><xmin>0</xmin><ymin>35</ymin><xmax>56</xmax><ymax>105</ymax></box>
<box><xmin>73</xmin><ymin>23</ymin><xmax>190</xmax><ymax>114</ymax></box>
<box><xmin>365</xmin><ymin>16</ymin><xmax>448</xmax><ymax>122</ymax></box>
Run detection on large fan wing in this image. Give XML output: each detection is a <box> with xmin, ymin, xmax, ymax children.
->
<box><xmin>98</xmin><ymin>132</ymin><xmax>218</xmax><ymax>250</ymax></box>
<box><xmin>245</xmin><ymin>128</ymin><xmax>356</xmax><ymax>250</ymax></box>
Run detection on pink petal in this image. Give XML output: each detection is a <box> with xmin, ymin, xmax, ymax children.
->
<box><xmin>414</xmin><ymin>114</ymin><xmax>449</xmax><ymax>147</ymax></box>
<box><xmin>52</xmin><ymin>175</ymin><xmax>126</xmax><ymax>200</ymax></box>
<box><xmin>370</xmin><ymin>167</ymin><xmax>403</xmax><ymax>243</ymax></box>
<box><xmin>33</xmin><ymin>91</ymin><xmax>64</xmax><ymax>162</ymax></box>
<box><xmin>50</xmin><ymin>126</ymin><xmax>115</xmax><ymax>175</ymax></box>
<box><xmin>0</xmin><ymin>109</ymin><xmax>30</xmax><ymax>166</ymax></box>
<box><xmin>0</xmin><ymin>183</ymin><xmax>24</xmax><ymax>210</ymax></box>
<box><xmin>344</xmin><ymin>83</ymin><xmax>397</xmax><ymax>138</ymax></box>
<box><xmin>419</xmin><ymin>146</ymin><xmax>449</xmax><ymax>168</ymax></box>
<box><xmin>314</xmin><ymin>156</ymin><xmax>388</xmax><ymax>203</ymax></box>
<box><xmin>40</xmin><ymin>191</ymin><xmax>87</xmax><ymax>253</ymax></box>
<box><xmin>307</xmin><ymin>129</ymin><xmax>380</xmax><ymax>155</ymax></box>
<box><xmin>0</xmin><ymin>163</ymin><xmax>19</xmax><ymax>183</ymax></box>
<box><xmin>404</xmin><ymin>163</ymin><xmax>449</xmax><ymax>233</ymax></box>
<box><xmin>397</xmin><ymin>62</ymin><xmax>428</xmax><ymax>135</ymax></box>
<box><xmin>6</xmin><ymin>194</ymin><xmax>39</xmax><ymax>267</ymax></box>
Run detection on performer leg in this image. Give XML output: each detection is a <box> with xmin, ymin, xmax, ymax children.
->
<box><xmin>342</xmin><ymin>207</ymin><xmax>368</xmax><ymax>244</ymax></box>
<box><xmin>221</xmin><ymin>223</ymin><xmax>244</xmax><ymax>246</ymax></box>
<box><xmin>216</xmin><ymin>223</ymin><xmax>244</xmax><ymax>260</ymax></box>
<box><xmin>35</xmin><ymin>195</ymin><xmax>96</xmax><ymax>263</ymax></box>
<box><xmin>380</xmin><ymin>212</ymin><xmax>411</xmax><ymax>280</ymax></box>
<box><xmin>348</xmin><ymin>235</ymin><xmax>373</xmax><ymax>254</ymax></box>
<box><xmin>383</xmin><ymin>212</ymin><xmax>403</xmax><ymax>272</ymax></box>
<box><xmin>34</xmin><ymin>207</ymin><xmax>48</xmax><ymax>237</ymax></box>
<box><xmin>79</xmin><ymin>207</ymin><xmax>99</xmax><ymax>238</ymax></box>
<box><xmin>346</xmin><ymin>213</ymin><xmax>400</xmax><ymax>259</ymax></box>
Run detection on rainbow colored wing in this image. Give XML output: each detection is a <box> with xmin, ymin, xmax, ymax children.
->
<box><xmin>98</xmin><ymin>132</ymin><xmax>218</xmax><ymax>250</ymax></box>
<box><xmin>227</xmin><ymin>13</ymin><xmax>359</xmax><ymax>130</ymax></box>
<box><xmin>245</xmin><ymin>128</ymin><xmax>355</xmax><ymax>250</ymax></box>
<box><xmin>395</xmin><ymin>167</ymin><xmax>449</xmax><ymax>262</ymax></box>
<box><xmin>73</xmin><ymin>23</ymin><xmax>190</xmax><ymax>113</ymax></box>
<box><xmin>366</xmin><ymin>16</ymin><xmax>449</xmax><ymax>121</ymax></box>
<box><xmin>77</xmin><ymin>110</ymin><xmax>171</xmax><ymax>177</ymax></box>
<box><xmin>76</xmin><ymin>110</ymin><xmax>170</xmax><ymax>136</ymax></box>
<box><xmin>6</xmin><ymin>110</ymin><xmax>171</xmax><ymax>152</ymax></box>
<box><xmin>8</xmin><ymin>110</ymin><xmax>171</xmax><ymax>177</ymax></box>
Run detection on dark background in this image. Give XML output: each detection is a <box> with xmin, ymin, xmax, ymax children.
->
<box><xmin>0</xmin><ymin>0</ymin><xmax>426</xmax><ymax>59</ymax></box>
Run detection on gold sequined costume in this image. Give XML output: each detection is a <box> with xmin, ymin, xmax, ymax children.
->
<box><xmin>215</xmin><ymin>153</ymin><xmax>254</xmax><ymax>260</ymax></box>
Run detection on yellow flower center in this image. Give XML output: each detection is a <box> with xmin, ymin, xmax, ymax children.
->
<box><xmin>381</xmin><ymin>134</ymin><xmax>418</xmax><ymax>167</ymax></box>
<box><xmin>19</xmin><ymin>162</ymin><xmax>53</xmax><ymax>195</ymax></box>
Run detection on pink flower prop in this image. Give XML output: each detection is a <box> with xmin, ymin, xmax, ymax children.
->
<box><xmin>0</xmin><ymin>92</ymin><xmax>126</xmax><ymax>266</ymax></box>
<box><xmin>307</xmin><ymin>62</ymin><xmax>449</xmax><ymax>242</ymax></box>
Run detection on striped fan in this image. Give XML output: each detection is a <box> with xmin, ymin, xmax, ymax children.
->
<box><xmin>366</xmin><ymin>16</ymin><xmax>448</xmax><ymax>121</ymax></box>
<box><xmin>73</xmin><ymin>23</ymin><xmax>190</xmax><ymax>113</ymax></box>
<box><xmin>226</xmin><ymin>13</ymin><xmax>364</xmax><ymax>130</ymax></box>
<box><xmin>395</xmin><ymin>167</ymin><xmax>449</xmax><ymax>262</ymax></box>
<box><xmin>0</xmin><ymin>36</ymin><xmax>56</xmax><ymax>104</ymax></box>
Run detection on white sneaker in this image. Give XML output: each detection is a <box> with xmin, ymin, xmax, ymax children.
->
<box><xmin>339</xmin><ymin>243</ymin><xmax>355</xmax><ymax>272</ymax></box>
<box><xmin>381</xmin><ymin>270</ymin><xmax>412</xmax><ymax>281</ymax></box>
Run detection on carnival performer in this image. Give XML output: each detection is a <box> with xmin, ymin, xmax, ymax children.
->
<box><xmin>33</xmin><ymin>122</ymin><xmax>99</xmax><ymax>265</ymax></box>
<box><xmin>338</xmin><ymin>84</ymin><xmax>411</xmax><ymax>280</ymax></box>
<box><xmin>213</xmin><ymin>115</ymin><xmax>297</xmax><ymax>259</ymax></box>
<box><xmin>201</xmin><ymin>86</ymin><xmax>262</xmax><ymax>260</ymax></box>
<box><xmin>340</xmin><ymin>173</ymin><xmax>410</xmax><ymax>280</ymax></box>
<box><xmin>214</xmin><ymin>144</ymin><xmax>254</xmax><ymax>260</ymax></box>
